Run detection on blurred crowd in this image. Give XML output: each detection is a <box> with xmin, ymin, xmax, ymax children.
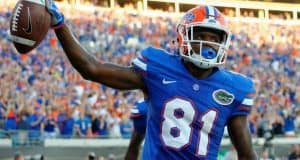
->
<box><xmin>0</xmin><ymin>2</ymin><xmax>300</xmax><ymax>144</ymax></box>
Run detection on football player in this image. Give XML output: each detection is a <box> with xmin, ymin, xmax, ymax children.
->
<box><xmin>125</xmin><ymin>99</ymin><xmax>148</xmax><ymax>160</ymax></box>
<box><xmin>46</xmin><ymin>1</ymin><xmax>257</xmax><ymax>159</ymax></box>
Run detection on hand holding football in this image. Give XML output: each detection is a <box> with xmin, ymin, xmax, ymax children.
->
<box><xmin>10</xmin><ymin>0</ymin><xmax>51</xmax><ymax>54</ymax></box>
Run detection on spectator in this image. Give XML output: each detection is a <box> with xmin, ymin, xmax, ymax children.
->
<box><xmin>14</xmin><ymin>151</ymin><xmax>24</xmax><ymax>160</ymax></box>
<box><xmin>294</xmin><ymin>108</ymin><xmax>300</xmax><ymax>133</ymax></box>
<box><xmin>98</xmin><ymin>113</ymin><xmax>109</xmax><ymax>138</ymax></box>
<box><xmin>272</xmin><ymin>114</ymin><xmax>284</xmax><ymax>136</ymax></box>
<box><xmin>60</xmin><ymin>111</ymin><xmax>75</xmax><ymax>138</ymax></box>
<box><xmin>86</xmin><ymin>152</ymin><xmax>96</xmax><ymax>160</ymax></box>
<box><xmin>57</xmin><ymin>107</ymin><xmax>68</xmax><ymax>136</ymax></box>
<box><xmin>74</xmin><ymin>111</ymin><xmax>92</xmax><ymax>138</ymax></box>
<box><xmin>260</xmin><ymin>148</ymin><xmax>272</xmax><ymax>160</ymax></box>
<box><xmin>108</xmin><ymin>112</ymin><xmax>121</xmax><ymax>138</ymax></box>
<box><xmin>4</xmin><ymin>106</ymin><xmax>17</xmax><ymax>131</ymax></box>
<box><xmin>283</xmin><ymin>109</ymin><xmax>296</xmax><ymax>137</ymax></box>
<box><xmin>0</xmin><ymin>101</ymin><xmax>5</xmax><ymax>120</ymax></box>
<box><xmin>120</xmin><ymin>115</ymin><xmax>133</xmax><ymax>138</ymax></box>
<box><xmin>27</xmin><ymin>107</ymin><xmax>44</xmax><ymax>142</ymax></box>
<box><xmin>17</xmin><ymin>108</ymin><xmax>30</xmax><ymax>145</ymax></box>
<box><xmin>43</xmin><ymin>109</ymin><xmax>58</xmax><ymax>138</ymax></box>
<box><xmin>288</xmin><ymin>144</ymin><xmax>300</xmax><ymax>160</ymax></box>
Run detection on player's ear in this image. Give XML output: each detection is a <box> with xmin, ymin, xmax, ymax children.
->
<box><xmin>171</xmin><ymin>39</ymin><xmax>175</xmax><ymax>45</ymax></box>
<box><xmin>173</xmin><ymin>38</ymin><xmax>179</xmax><ymax>48</ymax></box>
<box><xmin>172</xmin><ymin>38</ymin><xmax>179</xmax><ymax>45</ymax></box>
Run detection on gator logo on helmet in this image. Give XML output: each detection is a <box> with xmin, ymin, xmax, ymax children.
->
<box><xmin>183</xmin><ymin>13</ymin><xmax>195</xmax><ymax>22</ymax></box>
<box><xmin>213</xmin><ymin>89</ymin><xmax>235</xmax><ymax>105</ymax></box>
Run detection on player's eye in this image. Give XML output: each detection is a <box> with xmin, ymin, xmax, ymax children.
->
<box><xmin>193</xmin><ymin>34</ymin><xmax>215</xmax><ymax>42</ymax></box>
<box><xmin>210</xmin><ymin>36</ymin><xmax>220</xmax><ymax>43</ymax></box>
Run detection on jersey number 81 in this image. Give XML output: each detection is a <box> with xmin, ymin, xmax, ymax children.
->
<box><xmin>161</xmin><ymin>98</ymin><xmax>218</xmax><ymax>156</ymax></box>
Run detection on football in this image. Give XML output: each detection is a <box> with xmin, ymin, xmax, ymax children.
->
<box><xmin>9</xmin><ymin>0</ymin><xmax>51</xmax><ymax>54</ymax></box>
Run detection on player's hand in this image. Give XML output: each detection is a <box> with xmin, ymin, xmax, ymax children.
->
<box><xmin>45</xmin><ymin>0</ymin><xmax>64</xmax><ymax>29</ymax></box>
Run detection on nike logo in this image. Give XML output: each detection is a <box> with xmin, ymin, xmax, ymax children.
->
<box><xmin>162</xmin><ymin>78</ymin><xmax>176</xmax><ymax>84</ymax></box>
<box><xmin>23</xmin><ymin>7</ymin><xmax>32</xmax><ymax>34</ymax></box>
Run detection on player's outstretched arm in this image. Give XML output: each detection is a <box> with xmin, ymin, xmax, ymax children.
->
<box><xmin>227</xmin><ymin>116</ymin><xmax>258</xmax><ymax>160</ymax></box>
<box><xmin>55</xmin><ymin>25</ymin><xmax>145</xmax><ymax>90</ymax></box>
<box><xmin>46</xmin><ymin>0</ymin><xmax>145</xmax><ymax>90</ymax></box>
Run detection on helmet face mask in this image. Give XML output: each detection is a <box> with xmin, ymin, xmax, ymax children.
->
<box><xmin>177</xmin><ymin>5</ymin><xmax>232</xmax><ymax>69</ymax></box>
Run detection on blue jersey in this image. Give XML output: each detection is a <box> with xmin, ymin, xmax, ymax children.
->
<box><xmin>132</xmin><ymin>47</ymin><xmax>255</xmax><ymax>160</ymax></box>
<box><xmin>130</xmin><ymin>99</ymin><xmax>148</xmax><ymax>135</ymax></box>
<box><xmin>75</xmin><ymin>117</ymin><xmax>92</xmax><ymax>135</ymax></box>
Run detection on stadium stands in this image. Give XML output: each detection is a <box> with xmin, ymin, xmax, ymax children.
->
<box><xmin>0</xmin><ymin>0</ymin><xmax>299</xmax><ymax>159</ymax></box>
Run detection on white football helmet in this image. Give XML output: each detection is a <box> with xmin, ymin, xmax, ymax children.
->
<box><xmin>176</xmin><ymin>5</ymin><xmax>232</xmax><ymax>69</ymax></box>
